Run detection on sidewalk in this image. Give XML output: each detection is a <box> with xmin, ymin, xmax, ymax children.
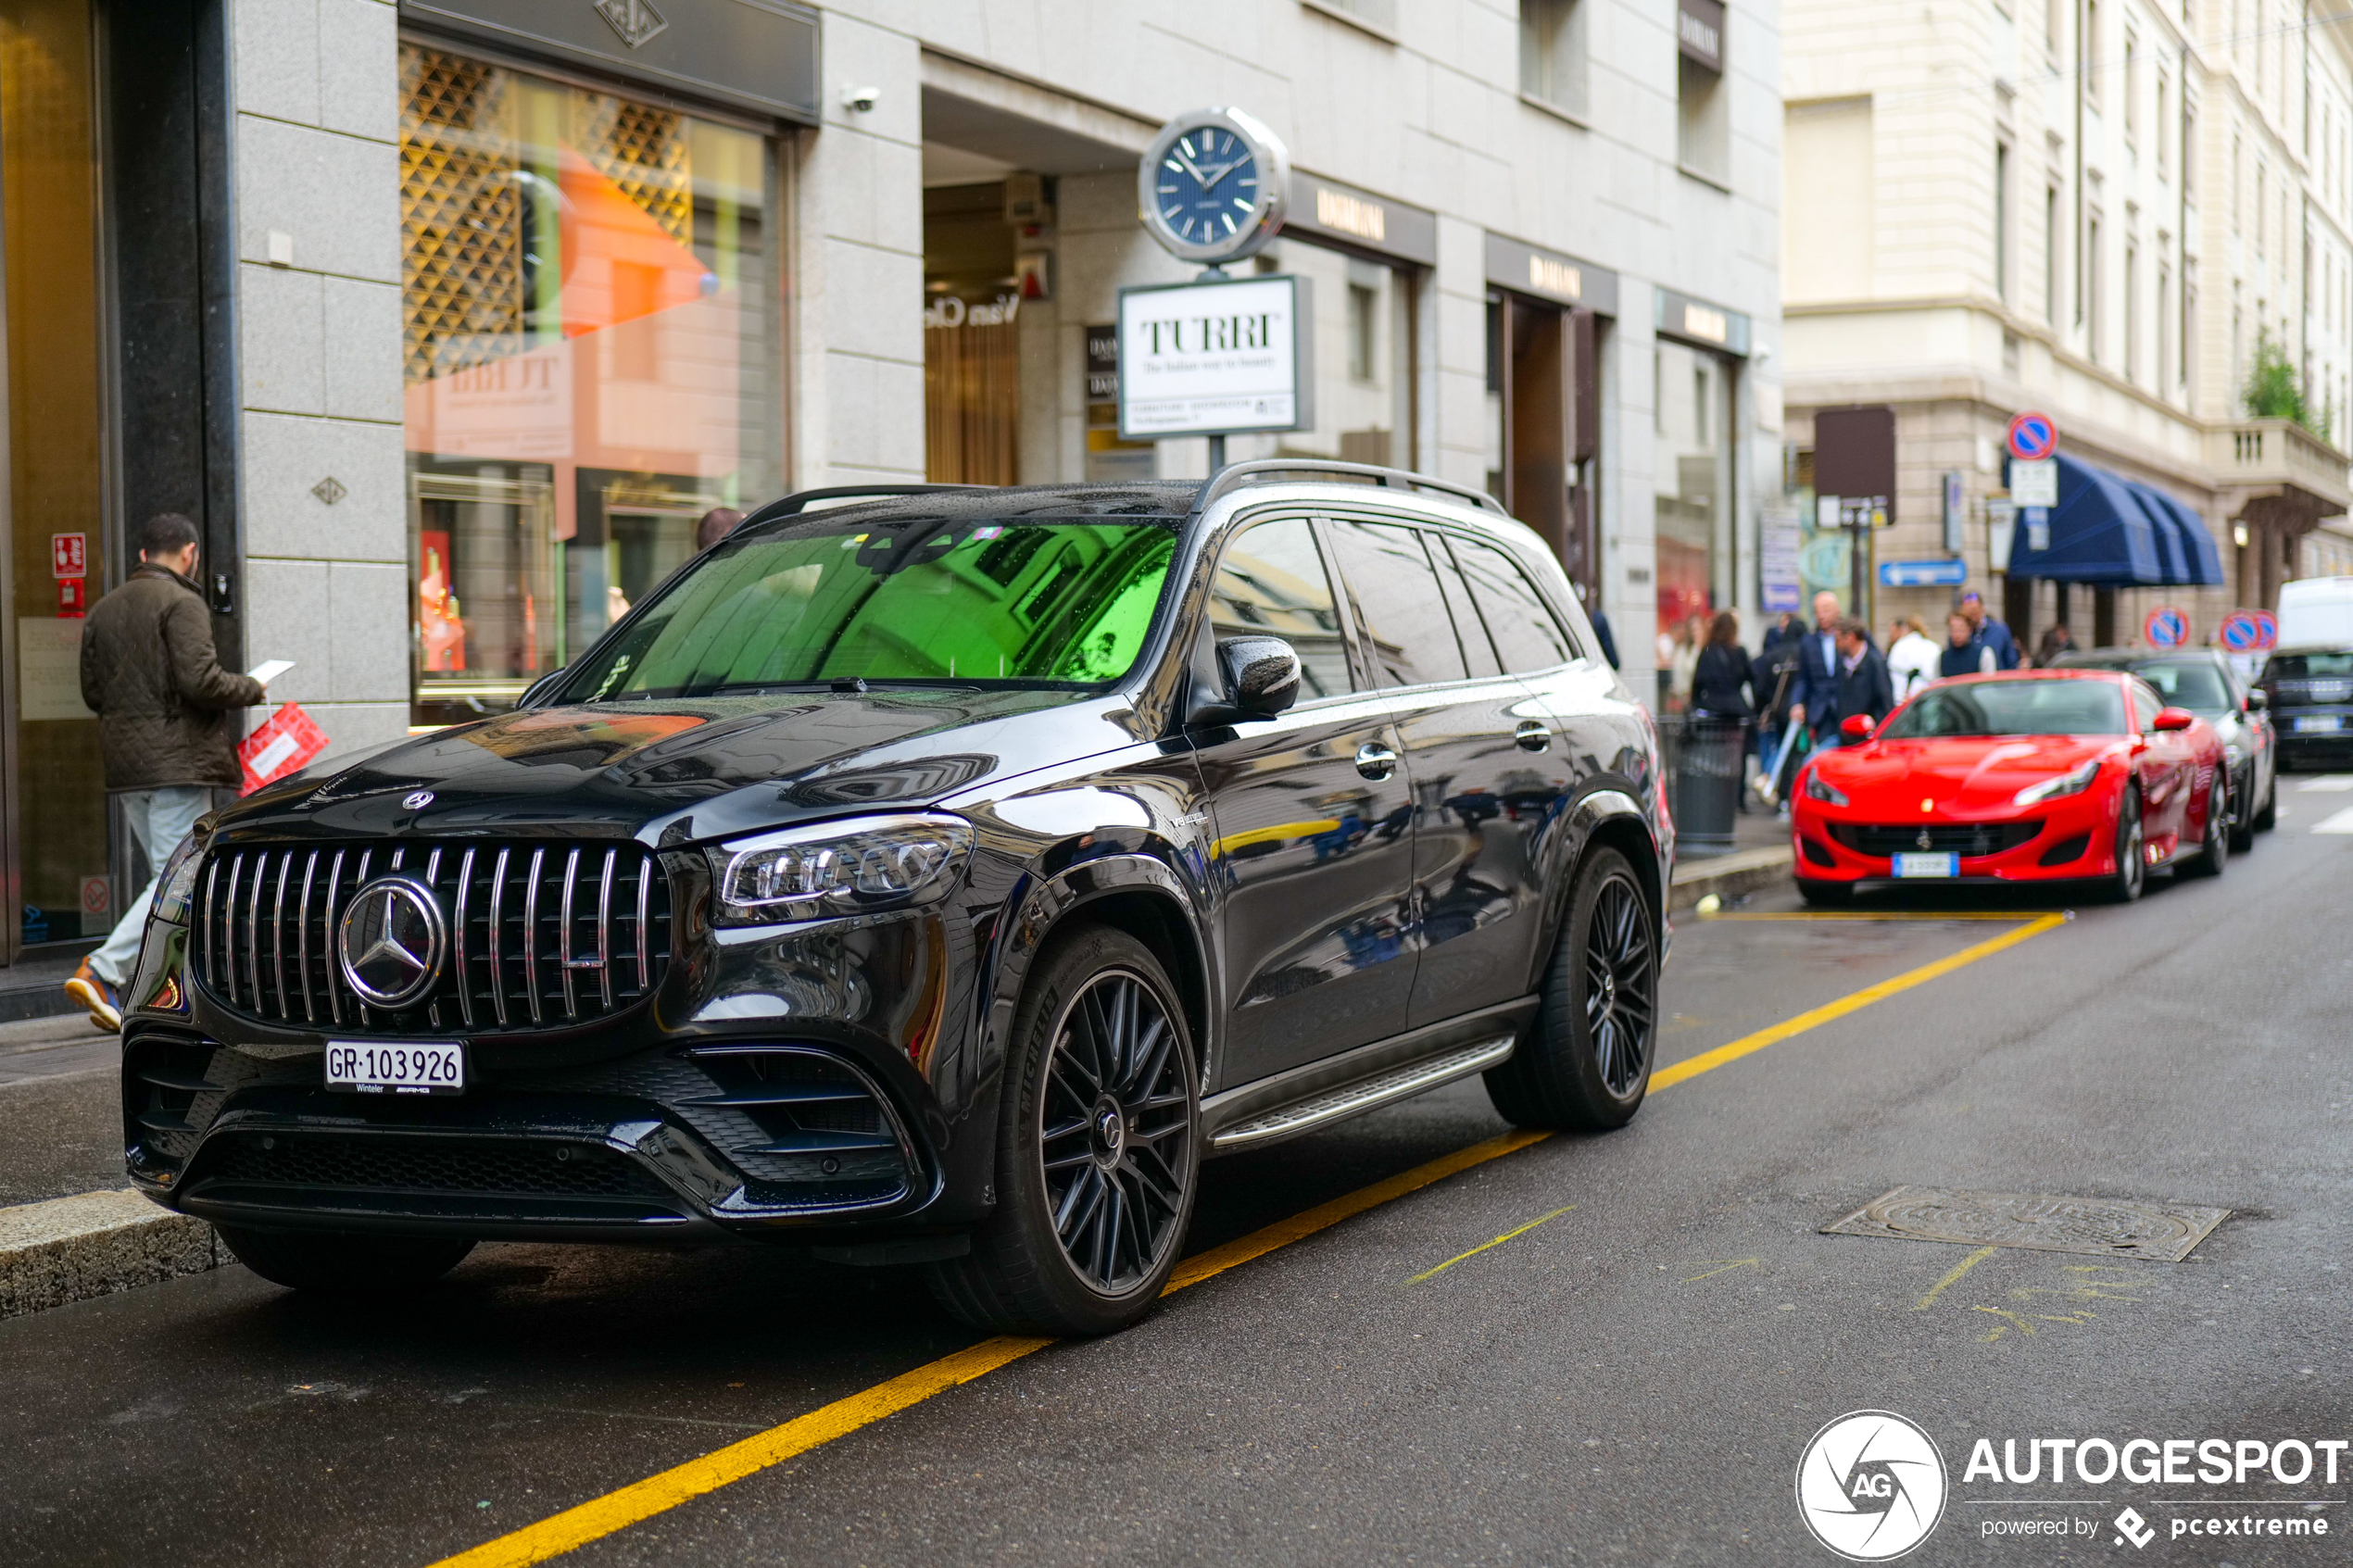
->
<box><xmin>0</xmin><ymin>944</ymin><xmax>102</xmax><ymax>1025</ymax></box>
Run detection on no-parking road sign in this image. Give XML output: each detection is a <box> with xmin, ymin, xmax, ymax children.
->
<box><xmin>2006</xmin><ymin>410</ymin><xmax>2058</xmax><ymax>462</ymax></box>
<box><xmin>2221</xmin><ymin>609</ymin><xmax>2278</xmax><ymax>651</ymax></box>
<box><xmin>2145</xmin><ymin>606</ymin><xmax>2190</xmax><ymax>648</ymax></box>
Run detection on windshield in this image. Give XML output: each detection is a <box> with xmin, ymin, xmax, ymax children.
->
<box><xmin>560</xmin><ymin>516</ymin><xmax>1179</xmax><ymax>699</ymax></box>
<box><xmin>2269</xmin><ymin>652</ymin><xmax>2353</xmax><ymax>678</ymax></box>
<box><xmin>1881</xmin><ymin>679</ymin><xmax>2127</xmax><ymax>738</ymax></box>
<box><xmin>2129</xmin><ymin>661</ymin><xmax>2234</xmax><ymax>714</ymax></box>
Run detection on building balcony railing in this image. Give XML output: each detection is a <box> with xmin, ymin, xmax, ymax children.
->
<box><xmin>2208</xmin><ymin>418</ymin><xmax>2352</xmax><ymax>514</ymax></box>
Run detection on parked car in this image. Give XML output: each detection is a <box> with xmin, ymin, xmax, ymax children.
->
<box><xmin>2048</xmin><ymin>647</ymin><xmax>2275</xmax><ymax>849</ymax></box>
<box><xmin>2258</xmin><ymin>648</ymin><xmax>2353</xmax><ymax>771</ymax></box>
<box><xmin>116</xmin><ymin>464</ymin><xmax>1670</xmax><ymax>1336</ymax></box>
<box><xmin>1791</xmin><ymin>670</ymin><xmax>2230</xmax><ymax>905</ymax></box>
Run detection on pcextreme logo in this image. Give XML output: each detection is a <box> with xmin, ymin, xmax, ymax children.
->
<box><xmin>1796</xmin><ymin>1410</ymin><xmax>1950</xmax><ymax>1561</ymax></box>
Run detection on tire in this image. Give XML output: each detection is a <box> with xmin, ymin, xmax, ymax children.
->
<box><xmin>2228</xmin><ymin>763</ymin><xmax>2257</xmax><ymax>854</ymax></box>
<box><xmin>1485</xmin><ymin>847</ymin><xmax>1658</xmax><ymax>1132</ymax></box>
<box><xmin>2253</xmin><ymin>766</ymin><xmax>2278</xmax><ymax>832</ymax></box>
<box><xmin>926</xmin><ymin>925</ymin><xmax>1199</xmax><ymax>1336</ymax></box>
<box><xmin>2183</xmin><ymin>772</ymin><xmax>2228</xmax><ymax>878</ymax></box>
<box><xmin>2100</xmin><ymin>786</ymin><xmax>2146</xmax><ymax>903</ymax></box>
<box><xmin>1795</xmin><ymin>878</ymin><xmax>1853</xmax><ymax>907</ymax></box>
<box><xmin>217</xmin><ymin>1226</ymin><xmax>474</xmax><ymax>1294</ymax></box>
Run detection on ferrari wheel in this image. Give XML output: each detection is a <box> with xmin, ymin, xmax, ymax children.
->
<box><xmin>2100</xmin><ymin>786</ymin><xmax>2145</xmax><ymax>904</ymax></box>
<box><xmin>2183</xmin><ymin>773</ymin><xmax>2228</xmax><ymax>878</ymax></box>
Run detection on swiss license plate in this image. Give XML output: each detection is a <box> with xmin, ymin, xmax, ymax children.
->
<box><xmin>1893</xmin><ymin>852</ymin><xmax>1959</xmax><ymax>879</ymax></box>
<box><xmin>2296</xmin><ymin>714</ymin><xmax>2345</xmax><ymax>734</ymax></box>
<box><xmin>325</xmin><ymin>1041</ymin><xmax>465</xmax><ymax>1096</ymax></box>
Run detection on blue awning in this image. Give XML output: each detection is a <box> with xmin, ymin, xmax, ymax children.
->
<box><xmin>2123</xmin><ymin>481</ymin><xmax>2194</xmax><ymax>583</ymax></box>
<box><xmin>2126</xmin><ymin>482</ymin><xmax>2227</xmax><ymax>585</ymax></box>
<box><xmin>2005</xmin><ymin>453</ymin><xmax>2167</xmax><ymax>584</ymax></box>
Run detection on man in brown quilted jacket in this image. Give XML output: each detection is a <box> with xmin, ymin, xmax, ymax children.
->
<box><xmin>64</xmin><ymin>512</ymin><xmax>265</xmax><ymax>1030</ymax></box>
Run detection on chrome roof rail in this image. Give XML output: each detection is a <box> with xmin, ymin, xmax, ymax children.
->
<box><xmin>1190</xmin><ymin>458</ymin><xmax>1510</xmax><ymax>519</ymax></box>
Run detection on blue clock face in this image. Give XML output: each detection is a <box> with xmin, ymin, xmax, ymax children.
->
<box><xmin>1152</xmin><ymin>127</ymin><xmax>1261</xmax><ymax>247</ymax></box>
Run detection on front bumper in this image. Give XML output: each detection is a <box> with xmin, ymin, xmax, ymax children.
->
<box><xmin>1789</xmin><ymin>793</ymin><xmax>2117</xmax><ymax>886</ymax></box>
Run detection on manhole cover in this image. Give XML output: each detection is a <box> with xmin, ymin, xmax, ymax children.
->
<box><xmin>1821</xmin><ymin>1185</ymin><xmax>2228</xmax><ymax>1262</ymax></box>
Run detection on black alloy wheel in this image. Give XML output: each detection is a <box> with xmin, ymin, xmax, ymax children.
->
<box><xmin>2102</xmin><ymin>787</ymin><xmax>2146</xmax><ymax>903</ymax></box>
<box><xmin>1485</xmin><ymin>847</ymin><xmax>1658</xmax><ymax>1131</ymax></box>
<box><xmin>928</xmin><ymin>925</ymin><xmax>1199</xmax><ymax>1336</ymax></box>
<box><xmin>2183</xmin><ymin>774</ymin><xmax>2229</xmax><ymax>878</ymax></box>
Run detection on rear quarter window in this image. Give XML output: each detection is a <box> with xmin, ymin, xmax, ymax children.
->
<box><xmin>1447</xmin><ymin>535</ymin><xmax>1578</xmax><ymax>674</ymax></box>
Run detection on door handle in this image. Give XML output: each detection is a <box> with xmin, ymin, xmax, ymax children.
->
<box><xmin>1514</xmin><ymin>720</ymin><xmax>1552</xmax><ymax>752</ymax></box>
<box><xmin>1354</xmin><ymin>741</ymin><xmax>1399</xmax><ymax>781</ymax></box>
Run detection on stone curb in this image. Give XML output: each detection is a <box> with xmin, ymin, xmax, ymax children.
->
<box><xmin>1668</xmin><ymin>844</ymin><xmax>1794</xmax><ymax>915</ymax></box>
<box><xmin>0</xmin><ymin>1188</ymin><xmax>219</xmax><ymax>1320</ymax></box>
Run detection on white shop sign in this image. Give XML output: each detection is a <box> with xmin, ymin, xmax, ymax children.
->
<box><xmin>1115</xmin><ymin>275</ymin><xmax>1314</xmax><ymax>441</ymax></box>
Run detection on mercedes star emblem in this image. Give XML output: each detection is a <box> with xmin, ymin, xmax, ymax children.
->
<box><xmin>402</xmin><ymin>789</ymin><xmax>435</xmax><ymax>810</ymax></box>
<box><xmin>336</xmin><ymin>875</ymin><xmax>447</xmax><ymax>1009</ymax></box>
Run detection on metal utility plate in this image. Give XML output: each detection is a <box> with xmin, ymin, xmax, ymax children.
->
<box><xmin>1822</xmin><ymin>1185</ymin><xmax>2228</xmax><ymax>1263</ymax></box>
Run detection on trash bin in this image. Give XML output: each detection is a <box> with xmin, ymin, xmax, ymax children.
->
<box><xmin>1671</xmin><ymin>716</ymin><xmax>1747</xmax><ymax>853</ymax></box>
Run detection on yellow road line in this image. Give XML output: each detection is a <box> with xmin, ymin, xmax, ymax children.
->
<box><xmin>1407</xmin><ymin>1204</ymin><xmax>1576</xmax><ymax>1284</ymax></box>
<box><xmin>1699</xmin><ymin>909</ymin><xmax>2071</xmax><ymax>922</ymax></box>
<box><xmin>1912</xmin><ymin>1245</ymin><xmax>1997</xmax><ymax>1311</ymax></box>
<box><xmin>1650</xmin><ymin>912</ymin><xmax>2067</xmax><ymax>1091</ymax></box>
<box><xmin>427</xmin><ymin>909</ymin><xmax>2067</xmax><ymax>1568</ymax></box>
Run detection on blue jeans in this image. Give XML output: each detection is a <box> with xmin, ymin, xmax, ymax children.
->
<box><xmin>88</xmin><ymin>786</ymin><xmax>208</xmax><ymax>986</ymax></box>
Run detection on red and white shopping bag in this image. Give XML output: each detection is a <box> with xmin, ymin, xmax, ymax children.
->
<box><xmin>237</xmin><ymin>703</ymin><xmax>330</xmax><ymax>795</ymax></box>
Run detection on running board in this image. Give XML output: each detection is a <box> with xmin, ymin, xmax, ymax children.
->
<box><xmin>1209</xmin><ymin>1034</ymin><xmax>1517</xmax><ymax>1152</ymax></box>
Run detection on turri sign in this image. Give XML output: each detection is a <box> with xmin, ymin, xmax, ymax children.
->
<box><xmin>1115</xmin><ymin>275</ymin><xmax>1314</xmax><ymax>440</ymax></box>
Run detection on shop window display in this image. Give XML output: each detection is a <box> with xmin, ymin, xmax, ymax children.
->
<box><xmin>1654</xmin><ymin>339</ymin><xmax>1733</xmax><ymax>682</ymax></box>
<box><xmin>400</xmin><ymin>46</ymin><xmax>784</xmax><ymax>725</ymax></box>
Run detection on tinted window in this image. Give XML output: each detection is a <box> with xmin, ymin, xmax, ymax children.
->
<box><xmin>1209</xmin><ymin>517</ymin><xmax>1355</xmax><ymax>700</ymax></box>
<box><xmin>2128</xmin><ymin>681</ymin><xmax>2162</xmax><ymax>731</ymax></box>
<box><xmin>562</xmin><ymin>517</ymin><xmax>1177</xmax><ymax>698</ymax></box>
<box><xmin>2269</xmin><ymin>652</ymin><xmax>2353</xmax><ymax>677</ymax></box>
<box><xmin>2130</xmin><ymin>660</ymin><xmax>2233</xmax><ymax>714</ymax></box>
<box><xmin>1880</xmin><ymin>678</ymin><xmax>2127</xmax><ymax>738</ymax></box>
<box><xmin>1450</xmin><ymin>536</ymin><xmax>1577</xmax><ymax>673</ymax></box>
<box><xmin>1427</xmin><ymin>538</ymin><xmax>1504</xmax><ymax>679</ymax></box>
<box><xmin>1326</xmin><ymin>520</ymin><xmax>1470</xmax><ymax>687</ymax></box>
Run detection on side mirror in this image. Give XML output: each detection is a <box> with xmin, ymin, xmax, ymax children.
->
<box><xmin>1840</xmin><ymin>713</ymin><xmax>1876</xmax><ymax>741</ymax></box>
<box><xmin>2152</xmin><ymin>706</ymin><xmax>2196</xmax><ymax>733</ymax></box>
<box><xmin>2246</xmin><ymin>687</ymin><xmax>2269</xmax><ymax>711</ymax></box>
<box><xmin>1217</xmin><ymin>636</ymin><xmax>1301</xmax><ymax>718</ymax></box>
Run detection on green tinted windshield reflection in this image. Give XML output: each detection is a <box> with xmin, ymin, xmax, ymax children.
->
<box><xmin>564</xmin><ymin>520</ymin><xmax>1177</xmax><ymax>698</ymax></box>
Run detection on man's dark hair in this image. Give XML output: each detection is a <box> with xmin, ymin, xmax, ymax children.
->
<box><xmin>139</xmin><ymin>512</ymin><xmax>200</xmax><ymax>558</ymax></box>
<box><xmin>696</xmin><ymin>507</ymin><xmax>746</xmax><ymax>551</ymax></box>
<box><xmin>1836</xmin><ymin>617</ymin><xmax>1869</xmax><ymax>641</ymax></box>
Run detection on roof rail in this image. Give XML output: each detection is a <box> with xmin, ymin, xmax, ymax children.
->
<box><xmin>1190</xmin><ymin>458</ymin><xmax>1509</xmax><ymax>519</ymax></box>
<box><xmin>741</xmin><ymin>483</ymin><xmax>987</xmax><ymax>527</ymax></box>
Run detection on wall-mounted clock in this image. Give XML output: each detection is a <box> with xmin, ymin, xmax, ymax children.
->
<box><xmin>1137</xmin><ymin>107</ymin><xmax>1290</xmax><ymax>266</ymax></box>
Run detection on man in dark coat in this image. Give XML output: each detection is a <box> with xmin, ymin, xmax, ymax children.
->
<box><xmin>65</xmin><ymin>513</ymin><xmax>266</xmax><ymax>1029</ymax></box>
<box><xmin>1832</xmin><ymin>617</ymin><xmax>1896</xmax><ymax>742</ymax></box>
<box><xmin>1788</xmin><ymin>589</ymin><xmax>1846</xmax><ymax>741</ymax></box>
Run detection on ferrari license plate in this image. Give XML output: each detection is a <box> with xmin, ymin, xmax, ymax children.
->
<box><xmin>325</xmin><ymin>1041</ymin><xmax>465</xmax><ymax>1096</ymax></box>
<box><xmin>2295</xmin><ymin>714</ymin><xmax>2345</xmax><ymax>733</ymax></box>
<box><xmin>1893</xmin><ymin>852</ymin><xmax>1959</xmax><ymax>879</ymax></box>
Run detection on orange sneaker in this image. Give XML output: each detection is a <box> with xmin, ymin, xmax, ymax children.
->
<box><xmin>64</xmin><ymin>958</ymin><xmax>120</xmax><ymax>1033</ymax></box>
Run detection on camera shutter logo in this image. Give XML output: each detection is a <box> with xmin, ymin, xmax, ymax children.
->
<box><xmin>336</xmin><ymin>876</ymin><xmax>447</xmax><ymax>1010</ymax></box>
<box><xmin>1795</xmin><ymin>1410</ymin><xmax>1947</xmax><ymax>1561</ymax></box>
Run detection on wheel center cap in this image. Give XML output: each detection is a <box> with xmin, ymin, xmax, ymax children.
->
<box><xmin>1600</xmin><ymin>972</ymin><xmax>1617</xmax><ymax>1009</ymax></box>
<box><xmin>1090</xmin><ymin>1097</ymin><xmax>1126</xmax><ymax>1168</ymax></box>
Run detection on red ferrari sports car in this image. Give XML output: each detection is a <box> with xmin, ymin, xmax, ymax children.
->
<box><xmin>1790</xmin><ymin>669</ymin><xmax>2230</xmax><ymax>904</ymax></box>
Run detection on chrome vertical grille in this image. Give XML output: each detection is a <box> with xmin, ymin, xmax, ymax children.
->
<box><xmin>195</xmin><ymin>839</ymin><xmax>672</xmax><ymax>1034</ymax></box>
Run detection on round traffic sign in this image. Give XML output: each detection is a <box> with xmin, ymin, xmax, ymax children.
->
<box><xmin>2006</xmin><ymin>410</ymin><xmax>2058</xmax><ymax>462</ymax></box>
<box><xmin>2221</xmin><ymin>610</ymin><xmax>2262</xmax><ymax>651</ymax></box>
<box><xmin>2145</xmin><ymin>606</ymin><xmax>2189</xmax><ymax>648</ymax></box>
<box><xmin>2253</xmin><ymin>610</ymin><xmax>2279</xmax><ymax>649</ymax></box>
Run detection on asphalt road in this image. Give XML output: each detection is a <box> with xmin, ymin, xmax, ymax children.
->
<box><xmin>5</xmin><ymin>778</ymin><xmax>2352</xmax><ymax>1567</ymax></box>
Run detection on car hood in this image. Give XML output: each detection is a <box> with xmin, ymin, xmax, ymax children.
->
<box><xmin>216</xmin><ymin>688</ymin><xmax>1152</xmax><ymax>847</ymax></box>
<box><xmin>1818</xmin><ymin>734</ymin><xmax>2126</xmax><ymax>811</ymax></box>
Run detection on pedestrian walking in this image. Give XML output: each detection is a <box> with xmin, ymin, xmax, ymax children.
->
<box><xmin>2033</xmin><ymin>621</ymin><xmax>2077</xmax><ymax>665</ymax></box>
<box><xmin>1887</xmin><ymin>614</ymin><xmax>1940</xmax><ymax>701</ymax></box>
<box><xmin>1939</xmin><ymin>610</ymin><xmax>1997</xmax><ymax>677</ymax></box>
<box><xmin>1787</xmin><ymin>589</ymin><xmax>1845</xmax><ymax>743</ymax></box>
<box><xmin>1958</xmin><ymin>588</ymin><xmax>2020</xmax><ymax>669</ymax></box>
<box><xmin>64</xmin><ymin>513</ymin><xmax>267</xmax><ymax>1031</ymax></box>
<box><xmin>1752</xmin><ymin>619</ymin><xmax>1804</xmax><ymax>809</ymax></box>
<box><xmin>1691</xmin><ymin>609</ymin><xmax>1757</xmax><ymax>812</ymax></box>
<box><xmin>696</xmin><ymin>506</ymin><xmax>746</xmax><ymax>551</ymax></box>
<box><xmin>1832</xmin><ymin>617</ymin><xmax>1895</xmax><ymax>741</ymax></box>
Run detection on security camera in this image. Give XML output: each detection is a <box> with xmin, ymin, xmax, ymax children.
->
<box><xmin>842</xmin><ymin>84</ymin><xmax>880</xmax><ymax>113</ymax></box>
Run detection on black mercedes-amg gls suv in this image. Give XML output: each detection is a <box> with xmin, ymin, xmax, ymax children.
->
<box><xmin>120</xmin><ymin>461</ymin><xmax>1670</xmax><ymax>1335</ymax></box>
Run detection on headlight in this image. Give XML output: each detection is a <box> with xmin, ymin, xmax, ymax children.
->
<box><xmin>1803</xmin><ymin>772</ymin><xmax>1849</xmax><ymax>806</ymax></box>
<box><xmin>708</xmin><ymin>814</ymin><xmax>973</xmax><ymax>927</ymax></box>
<box><xmin>2012</xmin><ymin>758</ymin><xmax>2102</xmax><ymax>806</ymax></box>
<box><xmin>151</xmin><ymin>831</ymin><xmax>209</xmax><ymax>925</ymax></box>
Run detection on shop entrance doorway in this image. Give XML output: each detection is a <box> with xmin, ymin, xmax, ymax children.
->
<box><xmin>1486</xmin><ymin>294</ymin><xmax>1601</xmax><ymax>599</ymax></box>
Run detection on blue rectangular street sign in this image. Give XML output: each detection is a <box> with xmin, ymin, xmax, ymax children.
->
<box><xmin>1878</xmin><ymin>558</ymin><xmax>1969</xmax><ymax>587</ymax></box>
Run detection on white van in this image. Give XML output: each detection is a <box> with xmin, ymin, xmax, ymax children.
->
<box><xmin>2275</xmin><ymin>577</ymin><xmax>2353</xmax><ymax>651</ymax></box>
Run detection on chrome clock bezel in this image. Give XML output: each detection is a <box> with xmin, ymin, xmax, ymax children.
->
<box><xmin>1136</xmin><ymin>107</ymin><xmax>1290</xmax><ymax>265</ymax></box>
